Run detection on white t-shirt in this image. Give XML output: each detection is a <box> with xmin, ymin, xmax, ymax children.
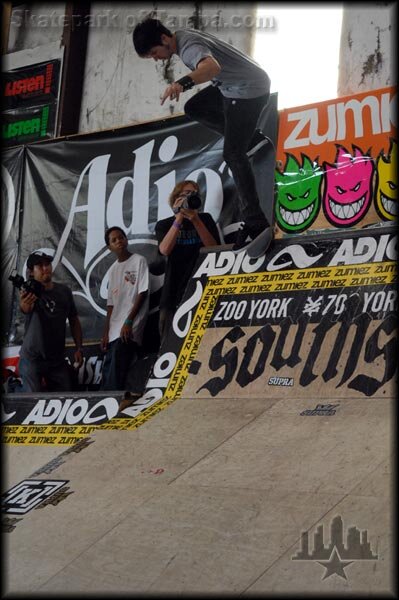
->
<box><xmin>107</xmin><ymin>253</ymin><xmax>149</xmax><ymax>345</ymax></box>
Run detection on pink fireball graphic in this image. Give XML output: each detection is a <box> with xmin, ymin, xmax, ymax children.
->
<box><xmin>323</xmin><ymin>146</ymin><xmax>374</xmax><ymax>227</ymax></box>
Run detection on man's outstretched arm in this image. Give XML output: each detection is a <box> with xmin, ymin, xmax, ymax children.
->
<box><xmin>161</xmin><ymin>56</ymin><xmax>221</xmax><ymax>105</ymax></box>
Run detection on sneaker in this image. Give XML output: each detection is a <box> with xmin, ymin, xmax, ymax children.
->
<box><xmin>232</xmin><ymin>222</ymin><xmax>266</xmax><ymax>253</ymax></box>
<box><xmin>246</xmin><ymin>129</ymin><xmax>270</xmax><ymax>158</ymax></box>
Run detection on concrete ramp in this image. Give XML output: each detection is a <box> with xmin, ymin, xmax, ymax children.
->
<box><xmin>3</xmin><ymin>393</ymin><xmax>393</xmax><ymax>594</ymax></box>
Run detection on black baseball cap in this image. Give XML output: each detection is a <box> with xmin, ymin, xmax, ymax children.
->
<box><xmin>26</xmin><ymin>252</ymin><xmax>54</xmax><ymax>270</ymax></box>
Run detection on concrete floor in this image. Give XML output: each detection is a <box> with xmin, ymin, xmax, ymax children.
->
<box><xmin>3</xmin><ymin>394</ymin><xmax>394</xmax><ymax>596</ymax></box>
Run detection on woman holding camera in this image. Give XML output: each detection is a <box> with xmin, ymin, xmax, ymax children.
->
<box><xmin>155</xmin><ymin>180</ymin><xmax>220</xmax><ymax>345</ymax></box>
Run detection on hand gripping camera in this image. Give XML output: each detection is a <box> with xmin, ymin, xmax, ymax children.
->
<box><xmin>8</xmin><ymin>270</ymin><xmax>43</xmax><ymax>297</ymax></box>
<box><xmin>173</xmin><ymin>190</ymin><xmax>202</xmax><ymax>214</ymax></box>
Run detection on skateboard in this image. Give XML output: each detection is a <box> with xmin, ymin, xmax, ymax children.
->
<box><xmin>243</xmin><ymin>129</ymin><xmax>276</xmax><ymax>259</ymax></box>
<box><xmin>238</xmin><ymin>129</ymin><xmax>276</xmax><ymax>258</ymax></box>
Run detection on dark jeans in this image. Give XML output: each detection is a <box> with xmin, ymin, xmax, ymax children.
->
<box><xmin>19</xmin><ymin>356</ymin><xmax>72</xmax><ymax>392</ymax></box>
<box><xmin>100</xmin><ymin>338</ymin><xmax>138</xmax><ymax>391</ymax></box>
<box><xmin>184</xmin><ymin>85</ymin><xmax>270</xmax><ymax>226</ymax></box>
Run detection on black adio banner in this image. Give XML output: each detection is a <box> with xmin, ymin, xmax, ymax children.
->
<box><xmin>6</xmin><ymin>99</ymin><xmax>277</xmax><ymax>352</ymax></box>
<box><xmin>1</xmin><ymin>146</ymin><xmax>24</xmax><ymax>345</ymax></box>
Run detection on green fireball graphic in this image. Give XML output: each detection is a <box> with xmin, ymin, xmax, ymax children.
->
<box><xmin>275</xmin><ymin>154</ymin><xmax>322</xmax><ymax>233</ymax></box>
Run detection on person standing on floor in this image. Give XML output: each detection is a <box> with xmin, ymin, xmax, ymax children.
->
<box><xmin>100</xmin><ymin>227</ymin><xmax>149</xmax><ymax>391</ymax></box>
<box><xmin>18</xmin><ymin>251</ymin><xmax>84</xmax><ymax>392</ymax></box>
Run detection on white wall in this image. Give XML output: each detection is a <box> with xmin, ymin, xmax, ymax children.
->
<box><xmin>338</xmin><ymin>3</ymin><xmax>395</xmax><ymax>96</ymax></box>
<box><xmin>4</xmin><ymin>3</ymin><xmax>396</xmax><ymax>132</ymax></box>
<box><xmin>7</xmin><ymin>3</ymin><xmax>66</xmax><ymax>54</ymax></box>
<box><xmin>78</xmin><ymin>2</ymin><xmax>257</xmax><ymax>133</ymax></box>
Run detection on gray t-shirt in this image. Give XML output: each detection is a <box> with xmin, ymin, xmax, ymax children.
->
<box><xmin>20</xmin><ymin>282</ymin><xmax>78</xmax><ymax>362</ymax></box>
<box><xmin>175</xmin><ymin>29</ymin><xmax>270</xmax><ymax>99</ymax></box>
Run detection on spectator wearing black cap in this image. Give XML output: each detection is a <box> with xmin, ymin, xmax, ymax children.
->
<box><xmin>18</xmin><ymin>251</ymin><xmax>84</xmax><ymax>392</ymax></box>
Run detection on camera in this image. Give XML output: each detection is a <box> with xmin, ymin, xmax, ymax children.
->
<box><xmin>8</xmin><ymin>270</ymin><xmax>43</xmax><ymax>297</ymax></box>
<box><xmin>174</xmin><ymin>190</ymin><xmax>202</xmax><ymax>213</ymax></box>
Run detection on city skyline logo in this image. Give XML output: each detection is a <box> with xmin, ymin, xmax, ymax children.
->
<box><xmin>292</xmin><ymin>515</ymin><xmax>378</xmax><ymax>580</ymax></box>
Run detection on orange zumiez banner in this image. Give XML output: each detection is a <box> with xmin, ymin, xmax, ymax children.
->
<box><xmin>274</xmin><ymin>86</ymin><xmax>397</xmax><ymax>236</ymax></box>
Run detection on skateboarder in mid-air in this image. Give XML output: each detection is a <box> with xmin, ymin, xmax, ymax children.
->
<box><xmin>133</xmin><ymin>18</ymin><xmax>274</xmax><ymax>258</ymax></box>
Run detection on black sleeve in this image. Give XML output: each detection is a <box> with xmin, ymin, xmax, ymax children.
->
<box><xmin>155</xmin><ymin>217</ymin><xmax>173</xmax><ymax>244</ymax></box>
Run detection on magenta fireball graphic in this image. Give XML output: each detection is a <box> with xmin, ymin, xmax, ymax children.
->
<box><xmin>323</xmin><ymin>146</ymin><xmax>374</xmax><ymax>227</ymax></box>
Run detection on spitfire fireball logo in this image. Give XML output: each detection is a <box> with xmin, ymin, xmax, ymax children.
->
<box><xmin>374</xmin><ymin>139</ymin><xmax>397</xmax><ymax>221</ymax></box>
<box><xmin>322</xmin><ymin>146</ymin><xmax>374</xmax><ymax>228</ymax></box>
<box><xmin>275</xmin><ymin>154</ymin><xmax>322</xmax><ymax>233</ymax></box>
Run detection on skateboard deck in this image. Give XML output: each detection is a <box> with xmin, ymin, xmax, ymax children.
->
<box><xmin>245</xmin><ymin>226</ymin><xmax>274</xmax><ymax>258</ymax></box>
<box><xmin>250</xmin><ymin>133</ymin><xmax>276</xmax><ymax>228</ymax></box>
<box><xmin>241</xmin><ymin>127</ymin><xmax>276</xmax><ymax>259</ymax></box>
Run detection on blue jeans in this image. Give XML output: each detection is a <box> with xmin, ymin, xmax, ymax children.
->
<box><xmin>184</xmin><ymin>85</ymin><xmax>270</xmax><ymax>226</ymax></box>
<box><xmin>100</xmin><ymin>338</ymin><xmax>138</xmax><ymax>391</ymax></box>
<box><xmin>19</xmin><ymin>356</ymin><xmax>72</xmax><ymax>392</ymax></box>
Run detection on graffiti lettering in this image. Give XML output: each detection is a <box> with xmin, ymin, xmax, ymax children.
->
<box><xmin>236</xmin><ymin>325</ymin><xmax>276</xmax><ymax>388</ymax></box>
<box><xmin>196</xmin><ymin>313</ymin><xmax>396</xmax><ymax>397</ymax></box>
<box><xmin>348</xmin><ymin>315</ymin><xmax>397</xmax><ymax>395</ymax></box>
<box><xmin>301</xmin><ymin>313</ymin><xmax>370</xmax><ymax>386</ymax></box>
<box><xmin>197</xmin><ymin>327</ymin><xmax>245</xmax><ymax>396</ymax></box>
<box><xmin>270</xmin><ymin>317</ymin><xmax>306</xmax><ymax>371</ymax></box>
<box><xmin>77</xmin><ymin>356</ymin><xmax>103</xmax><ymax>386</ymax></box>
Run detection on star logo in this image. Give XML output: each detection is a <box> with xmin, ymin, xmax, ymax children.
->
<box><xmin>317</xmin><ymin>547</ymin><xmax>354</xmax><ymax>580</ymax></box>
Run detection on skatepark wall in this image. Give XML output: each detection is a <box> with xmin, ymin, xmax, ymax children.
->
<box><xmin>3</xmin><ymin>3</ymin><xmax>257</xmax><ymax>133</ymax></box>
<box><xmin>3</xmin><ymin>5</ymin><xmax>394</xmax><ymax>135</ymax></box>
<box><xmin>1</xmin><ymin>82</ymin><xmax>397</xmax><ymax>445</ymax></box>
